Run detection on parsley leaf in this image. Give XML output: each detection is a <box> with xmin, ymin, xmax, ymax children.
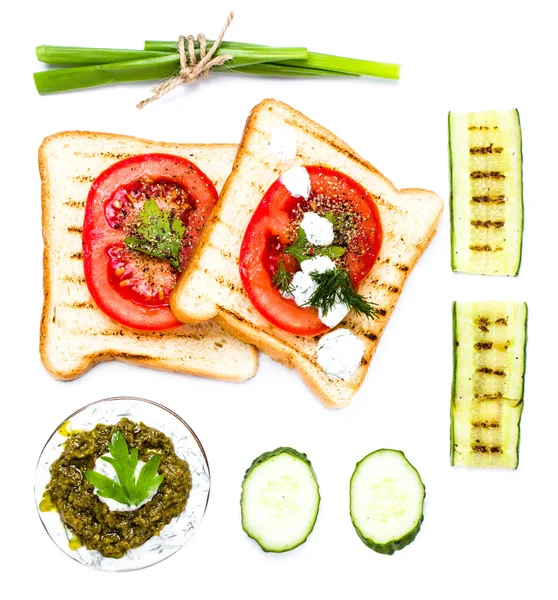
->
<box><xmin>124</xmin><ymin>198</ymin><xmax>185</xmax><ymax>270</ymax></box>
<box><xmin>85</xmin><ymin>431</ymin><xmax>164</xmax><ymax>507</ymax></box>
<box><xmin>285</xmin><ymin>226</ymin><xmax>346</xmax><ymax>263</ymax></box>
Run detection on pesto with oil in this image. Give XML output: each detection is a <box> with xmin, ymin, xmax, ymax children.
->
<box><xmin>41</xmin><ymin>418</ymin><xmax>191</xmax><ymax>558</ymax></box>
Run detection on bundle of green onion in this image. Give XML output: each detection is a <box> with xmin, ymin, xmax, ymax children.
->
<box><xmin>33</xmin><ymin>40</ymin><xmax>400</xmax><ymax>96</ymax></box>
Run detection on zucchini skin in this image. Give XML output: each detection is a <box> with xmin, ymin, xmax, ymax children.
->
<box><xmin>350</xmin><ymin>449</ymin><xmax>425</xmax><ymax>555</ymax></box>
<box><xmin>449</xmin><ymin>109</ymin><xmax>523</xmax><ymax>276</ymax></box>
<box><xmin>450</xmin><ymin>301</ymin><xmax>527</xmax><ymax>468</ymax></box>
<box><xmin>240</xmin><ymin>447</ymin><xmax>320</xmax><ymax>553</ymax></box>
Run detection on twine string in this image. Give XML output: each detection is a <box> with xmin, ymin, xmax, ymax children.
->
<box><xmin>137</xmin><ymin>11</ymin><xmax>234</xmax><ymax>109</ymax></box>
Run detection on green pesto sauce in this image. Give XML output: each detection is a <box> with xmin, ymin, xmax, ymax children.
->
<box><xmin>41</xmin><ymin>418</ymin><xmax>191</xmax><ymax>559</ymax></box>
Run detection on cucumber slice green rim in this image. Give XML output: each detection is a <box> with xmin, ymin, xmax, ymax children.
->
<box><xmin>241</xmin><ymin>447</ymin><xmax>320</xmax><ymax>553</ymax></box>
<box><xmin>350</xmin><ymin>449</ymin><xmax>425</xmax><ymax>555</ymax></box>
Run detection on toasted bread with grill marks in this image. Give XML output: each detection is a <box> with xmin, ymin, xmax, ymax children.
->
<box><xmin>40</xmin><ymin>131</ymin><xmax>258</xmax><ymax>381</ymax></box>
<box><xmin>170</xmin><ymin>99</ymin><xmax>443</xmax><ymax>408</ymax></box>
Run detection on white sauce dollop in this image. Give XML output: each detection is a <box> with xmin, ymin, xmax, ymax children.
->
<box><xmin>284</xmin><ymin>256</ymin><xmax>349</xmax><ymax>328</ymax></box>
<box><xmin>316</xmin><ymin>328</ymin><xmax>365</xmax><ymax>380</ymax></box>
<box><xmin>281</xmin><ymin>166</ymin><xmax>311</xmax><ymax>199</ymax></box>
<box><xmin>270</xmin><ymin>126</ymin><xmax>297</xmax><ymax>160</ymax></box>
<box><xmin>299</xmin><ymin>212</ymin><xmax>335</xmax><ymax>246</ymax></box>
<box><xmin>92</xmin><ymin>455</ymin><xmax>158</xmax><ymax>512</ymax></box>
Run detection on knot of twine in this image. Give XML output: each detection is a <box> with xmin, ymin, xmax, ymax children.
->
<box><xmin>137</xmin><ymin>12</ymin><xmax>234</xmax><ymax>109</ymax></box>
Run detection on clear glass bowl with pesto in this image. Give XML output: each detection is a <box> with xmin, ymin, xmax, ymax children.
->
<box><xmin>35</xmin><ymin>397</ymin><xmax>210</xmax><ymax>572</ymax></box>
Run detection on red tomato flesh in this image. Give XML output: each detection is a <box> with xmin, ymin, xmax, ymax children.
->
<box><xmin>239</xmin><ymin>166</ymin><xmax>383</xmax><ymax>336</ymax></box>
<box><xmin>83</xmin><ymin>153</ymin><xmax>218</xmax><ymax>331</ymax></box>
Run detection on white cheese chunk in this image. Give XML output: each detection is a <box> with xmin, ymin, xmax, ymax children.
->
<box><xmin>300</xmin><ymin>255</ymin><xmax>336</xmax><ymax>275</ymax></box>
<box><xmin>319</xmin><ymin>303</ymin><xmax>350</xmax><ymax>328</ymax></box>
<box><xmin>281</xmin><ymin>166</ymin><xmax>311</xmax><ymax>199</ymax></box>
<box><xmin>92</xmin><ymin>455</ymin><xmax>157</xmax><ymax>512</ymax></box>
<box><xmin>316</xmin><ymin>328</ymin><xmax>365</xmax><ymax>380</ymax></box>
<box><xmin>288</xmin><ymin>271</ymin><xmax>316</xmax><ymax>306</ymax></box>
<box><xmin>299</xmin><ymin>212</ymin><xmax>335</xmax><ymax>246</ymax></box>
<box><xmin>270</xmin><ymin>126</ymin><xmax>297</xmax><ymax>160</ymax></box>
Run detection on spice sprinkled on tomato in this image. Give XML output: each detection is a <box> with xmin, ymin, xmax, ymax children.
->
<box><xmin>239</xmin><ymin>166</ymin><xmax>382</xmax><ymax>336</ymax></box>
<box><xmin>83</xmin><ymin>153</ymin><xmax>219</xmax><ymax>331</ymax></box>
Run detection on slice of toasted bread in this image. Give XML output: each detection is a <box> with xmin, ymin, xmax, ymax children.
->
<box><xmin>40</xmin><ymin>131</ymin><xmax>258</xmax><ymax>382</ymax></box>
<box><xmin>171</xmin><ymin>99</ymin><xmax>443</xmax><ymax>408</ymax></box>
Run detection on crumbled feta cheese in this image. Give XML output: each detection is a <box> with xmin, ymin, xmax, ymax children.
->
<box><xmin>300</xmin><ymin>255</ymin><xmax>336</xmax><ymax>275</ymax></box>
<box><xmin>92</xmin><ymin>455</ymin><xmax>157</xmax><ymax>512</ymax></box>
<box><xmin>319</xmin><ymin>302</ymin><xmax>350</xmax><ymax>328</ymax></box>
<box><xmin>270</xmin><ymin>126</ymin><xmax>297</xmax><ymax>160</ymax></box>
<box><xmin>281</xmin><ymin>166</ymin><xmax>311</xmax><ymax>199</ymax></box>
<box><xmin>316</xmin><ymin>328</ymin><xmax>365</xmax><ymax>380</ymax></box>
<box><xmin>299</xmin><ymin>212</ymin><xmax>335</xmax><ymax>246</ymax></box>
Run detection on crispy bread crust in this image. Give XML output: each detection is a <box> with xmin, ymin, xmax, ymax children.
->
<box><xmin>171</xmin><ymin>99</ymin><xmax>443</xmax><ymax>407</ymax></box>
<box><xmin>39</xmin><ymin>131</ymin><xmax>258</xmax><ymax>381</ymax></box>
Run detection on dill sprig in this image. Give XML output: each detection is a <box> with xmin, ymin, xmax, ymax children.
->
<box><xmin>307</xmin><ymin>268</ymin><xmax>379</xmax><ymax>319</ymax></box>
<box><xmin>272</xmin><ymin>261</ymin><xmax>294</xmax><ymax>295</ymax></box>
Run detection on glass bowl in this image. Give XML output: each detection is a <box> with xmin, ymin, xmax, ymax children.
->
<box><xmin>35</xmin><ymin>396</ymin><xmax>210</xmax><ymax>572</ymax></box>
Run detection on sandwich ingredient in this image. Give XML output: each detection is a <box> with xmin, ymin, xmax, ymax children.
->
<box><xmin>41</xmin><ymin>418</ymin><xmax>191</xmax><ymax>559</ymax></box>
<box><xmin>449</xmin><ymin>109</ymin><xmax>523</xmax><ymax>275</ymax></box>
<box><xmin>85</xmin><ymin>430</ymin><xmax>164</xmax><ymax>509</ymax></box>
<box><xmin>451</xmin><ymin>301</ymin><xmax>527</xmax><ymax>468</ymax></box>
<box><xmin>241</xmin><ymin>447</ymin><xmax>320</xmax><ymax>553</ymax></box>
<box><xmin>299</xmin><ymin>211</ymin><xmax>335</xmax><ymax>245</ymax></box>
<box><xmin>316</xmin><ymin>328</ymin><xmax>365</xmax><ymax>379</ymax></box>
<box><xmin>239</xmin><ymin>166</ymin><xmax>382</xmax><ymax>336</ymax></box>
<box><xmin>34</xmin><ymin>40</ymin><xmax>400</xmax><ymax>95</ymax></box>
<box><xmin>83</xmin><ymin>153</ymin><xmax>219</xmax><ymax>331</ymax></box>
<box><xmin>350</xmin><ymin>449</ymin><xmax>425</xmax><ymax>555</ymax></box>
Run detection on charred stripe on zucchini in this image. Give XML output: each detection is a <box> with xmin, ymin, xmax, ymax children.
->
<box><xmin>451</xmin><ymin>301</ymin><xmax>527</xmax><ymax>468</ymax></box>
<box><xmin>449</xmin><ymin>109</ymin><xmax>523</xmax><ymax>275</ymax></box>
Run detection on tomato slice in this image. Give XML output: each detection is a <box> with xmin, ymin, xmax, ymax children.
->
<box><xmin>239</xmin><ymin>166</ymin><xmax>383</xmax><ymax>336</ymax></box>
<box><xmin>83</xmin><ymin>153</ymin><xmax>218</xmax><ymax>331</ymax></box>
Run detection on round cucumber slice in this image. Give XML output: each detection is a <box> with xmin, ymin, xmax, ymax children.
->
<box><xmin>350</xmin><ymin>449</ymin><xmax>425</xmax><ymax>555</ymax></box>
<box><xmin>241</xmin><ymin>447</ymin><xmax>320</xmax><ymax>553</ymax></box>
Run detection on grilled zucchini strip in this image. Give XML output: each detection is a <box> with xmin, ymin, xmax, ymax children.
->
<box><xmin>449</xmin><ymin>109</ymin><xmax>523</xmax><ymax>275</ymax></box>
<box><xmin>451</xmin><ymin>301</ymin><xmax>527</xmax><ymax>468</ymax></box>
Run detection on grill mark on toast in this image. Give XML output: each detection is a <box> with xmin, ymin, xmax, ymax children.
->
<box><xmin>219</xmin><ymin>307</ymin><xmax>315</xmax><ymax>361</ymax></box>
<box><xmin>70</xmin><ymin>251</ymin><xmax>83</xmax><ymax>260</ymax></box>
<box><xmin>62</xmin><ymin>301</ymin><xmax>95</xmax><ymax>309</ymax></box>
<box><xmin>68</xmin><ymin>225</ymin><xmax>83</xmax><ymax>234</ymax></box>
<box><xmin>74</xmin><ymin>151</ymin><xmax>134</xmax><ymax>160</ymax></box>
<box><xmin>394</xmin><ymin>262</ymin><xmax>409</xmax><ymax>272</ymax></box>
<box><xmin>367</xmin><ymin>279</ymin><xmax>400</xmax><ymax>294</ymax></box>
<box><xmin>70</xmin><ymin>328</ymin><xmax>204</xmax><ymax>340</ymax></box>
<box><xmin>62</xmin><ymin>275</ymin><xmax>86</xmax><ymax>284</ymax></box>
<box><xmin>71</xmin><ymin>175</ymin><xmax>96</xmax><ymax>183</ymax></box>
<box><xmin>64</xmin><ymin>199</ymin><xmax>86</xmax><ymax>208</ymax></box>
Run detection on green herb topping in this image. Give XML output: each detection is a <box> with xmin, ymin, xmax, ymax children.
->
<box><xmin>85</xmin><ymin>431</ymin><xmax>164</xmax><ymax>507</ymax></box>
<box><xmin>272</xmin><ymin>261</ymin><xmax>294</xmax><ymax>295</ymax></box>
<box><xmin>124</xmin><ymin>198</ymin><xmax>185</xmax><ymax>270</ymax></box>
<box><xmin>307</xmin><ymin>268</ymin><xmax>379</xmax><ymax>319</ymax></box>
<box><xmin>285</xmin><ymin>227</ymin><xmax>346</xmax><ymax>263</ymax></box>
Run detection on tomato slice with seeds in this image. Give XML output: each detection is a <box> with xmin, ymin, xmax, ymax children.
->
<box><xmin>83</xmin><ymin>153</ymin><xmax>218</xmax><ymax>331</ymax></box>
<box><xmin>239</xmin><ymin>166</ymin><xmax>383</xmax><ymax>336</ymax></box>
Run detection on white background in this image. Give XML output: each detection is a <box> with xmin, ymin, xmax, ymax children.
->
<box><xmin>2</xmin><ymin>1</ymin><xmax>556</xmax><ymax>597</ymax></box>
